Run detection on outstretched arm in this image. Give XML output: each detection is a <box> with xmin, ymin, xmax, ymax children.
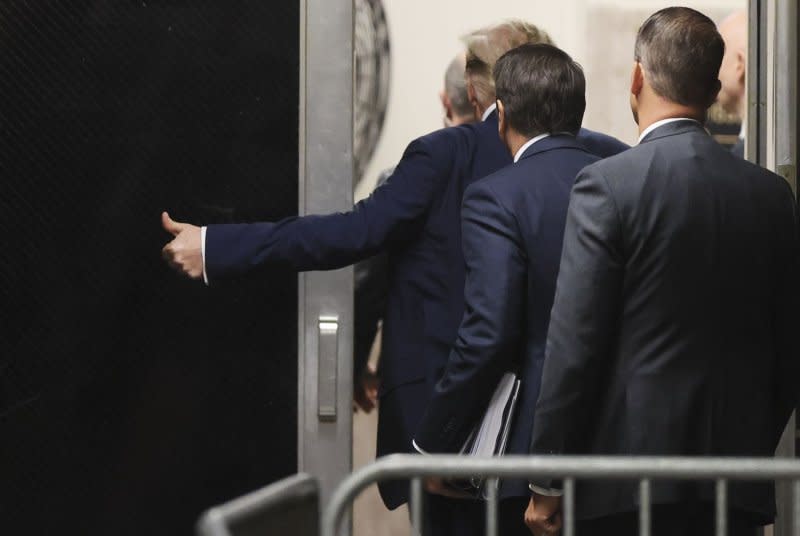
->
<box><xmin>161</xmin><ymin>135</ymin><xmax>455</xmax><ymax>282</ymax></box>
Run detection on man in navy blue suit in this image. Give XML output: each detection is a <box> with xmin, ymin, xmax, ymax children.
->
<box><xmin>161</xmin><ymin>20</ymin><xmax>627</xmax><ymax>533</ymax></box>
<box><xmin>352</xmin><ymin>51</ymin><xmax>478</xmax><ymax>414</ymax></box>
<box><xmin>412</xmin><ymin>43</ymin><xmax>600</xmax><ymax>535</ymax></box>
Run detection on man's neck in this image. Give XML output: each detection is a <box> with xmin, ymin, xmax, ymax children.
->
<box><xmin>637</xmin><ymin>105</ymin><xmax>705</xmax><ymax>138</ymax></box>
<box><xmin>480</xmin><ymin>102</ymin><xmax>497</xmax><ymax>122</ymax></box>
<box><xmin>506</xmin><ymin>130</ymin><xmax>530</xmax><ymax>158</ymax></box>
<box><xmin>452</xmin><ymin>113</ymin><xmax>476</xmax><ymax>127</ymax></box>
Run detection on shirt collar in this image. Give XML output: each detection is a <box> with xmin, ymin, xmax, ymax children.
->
<box><xmin>514</xmin><ymin>133</ymin><xmax>551</xmax><ymax>163</ymax></box>
<box><xmin>481</xmin><ymin>102</ymin><xmax>497</xmax><ymax>122</ymax></box>
<box><xmin>637</xmin><ymin>117</ymin><xmax>700</xmax><ymax>144</ymax></box>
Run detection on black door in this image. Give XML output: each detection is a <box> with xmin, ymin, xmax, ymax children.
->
<box><xmin>0</xmin><ymin>2</ymin><xmax>299</xmax><ymax>534</ymax></box>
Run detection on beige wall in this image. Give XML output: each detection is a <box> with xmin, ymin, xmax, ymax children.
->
<box><xmin>356</xmin><ymin>0</ymin><xmax>744</xmax><ymax>200</ymax></box>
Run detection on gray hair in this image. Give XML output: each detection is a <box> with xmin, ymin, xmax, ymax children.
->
<box><xmin>463</xmin><ymin>20</ymin><xmax>554</xmax><ymax>109</ymax></box>
<box><xmin>444</xmin><ymin>53</ymin><xmax>472</xmax><ymax>118</ymax></box>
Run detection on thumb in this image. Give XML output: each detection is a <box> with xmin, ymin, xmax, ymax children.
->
<box><xmin>162</xmin><ymin>211</ymin><xmax>186</xmax><ymax>236</ymax></box>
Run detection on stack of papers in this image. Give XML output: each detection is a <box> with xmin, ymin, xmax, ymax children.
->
<box><xmin>465</xmin><ymin>372</ymin><xmax>520</xmax><ymax>457</ymax></box>
<box><xmin>448</xmin><ymin>372</ymin><xmax>520</xmax><ymax>499</ymax></box>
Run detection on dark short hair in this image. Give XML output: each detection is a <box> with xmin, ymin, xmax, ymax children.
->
<box><xmin>634</xmin><ymin>7</ymin><xmax>724</xmax><ymax>108</ymax></box>
<box><xmin>493</xmin><ymin>43</ymin><xmax>585</xmax><ymax>137</ymax></box>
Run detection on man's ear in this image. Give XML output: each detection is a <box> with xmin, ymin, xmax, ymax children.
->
<box><xmin>735</xmin><ymin>50</ymin><xmax>746</xmax><ymax>85</ymax></box>
<box><xmin>630</xmin><ymin>61</ymin><xmax>644</xmax><ymax>97</ymax></box>
<box><xmin>440</xmin><ymin>90</ymin><xmax>454</xmax><ymax>123</ymax></box>
<box><xmin>466</xmin><ymin>81</ymin><xmax>478</xmax><ymax>106</ymax></box>
<box><xmin>496</xmin><ymin>99</ymin><xmax>507</xmax><ymax>138</ymax></box>
<box><xmin>466</xmin><ymin>80</ymin><xmax>481</xmax><ymax>120</ymax></box>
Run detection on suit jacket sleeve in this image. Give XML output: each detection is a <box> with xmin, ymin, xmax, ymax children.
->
<box><xmin>771</xmin><ymin>181</ymin><xmax>800</xmax><ymax>445</ymax></box>
<box><xmin>528</xmin><ymin>166</ymin><xmax>625</xmax><ymax>489</ymax></box>
<box><xmin>576</xmin><ymin>128</ymin><xmax>630</xmax><ymax>159</ymax></box>
<box><xmin>203</xmin><ymin>135</ymin><xmax>454</xmax><ymax>282</ymax></box>
<box><xmin>414</xmin><ymin>181</ymin><xmax>526</xmax><ymax>452</ymax></box>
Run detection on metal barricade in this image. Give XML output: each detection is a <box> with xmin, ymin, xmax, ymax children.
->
<box><xmin>323</xmin><ymin>454</ymin><xmax>800</xmax><ymax>536</ymax></box>
<box><xmin>196</xmin><ymin>473</ymin><xmax>319</xmax><ymax>536</ymax></box>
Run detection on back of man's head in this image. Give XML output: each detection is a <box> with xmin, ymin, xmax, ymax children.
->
<box><xmin>717</xmin><ymin>9</ymin><xmax>747</xmax><ymax>116</ymax></box>
<box><xmin>634</xmin><ymin>7</ymin><xmax>724</xmax><ymax>109</ymax></box>
<box><xmin>494</xmin><ymin>44</ymin><xmax>585</xmax><ymax>137</ymax></box>
<box><xmin>463</xmin><ymin>20</ymin><xmax>553</xmax><ymax>111</ymax></box>
<box><xmin>442</xmin><ymin>53</ymin><xmax>473</xmax><ymax>124</ymax></box>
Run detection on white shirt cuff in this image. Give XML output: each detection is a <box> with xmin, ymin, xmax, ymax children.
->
<box><xmin>200</xmin><ymin>226</ymin><xmax>209</xmax><ymax>286</ymax></box>
<box><xmin>529</xmin><ymin>484</ymin><xmax>563</xmax><ymax>497</ymax></box>
<box><xmin>411</xmin><ymin>439</ymin><xmax>428</xmax><ymax>454</ymax></box>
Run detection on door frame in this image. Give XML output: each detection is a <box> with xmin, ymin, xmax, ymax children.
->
<box><xmin>749</xmin><ymin>1</ymin><xmax>798</xmax><ymax>534</ymax></box>
<box><xmin>297</xmin><ymin>0</ymin><xmax>355</xmax><ymax>505</ymax></box>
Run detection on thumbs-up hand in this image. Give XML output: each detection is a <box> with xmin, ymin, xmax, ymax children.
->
<box><xmin>161</xmin><ymin>211</ymin><xmax>204</xmax><ymax>280</ymax></box>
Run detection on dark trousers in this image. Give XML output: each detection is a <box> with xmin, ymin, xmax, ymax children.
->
<box><xmin>419</xmin><ymin>497</ymin><xmax>761</xmax><ymax>536</ymax></box>
<box><xmin>577</xmin><ymin>505</ymin><xmax>760</xmax><ymax>536</ymax></box>
<box><xmin>376</xmin><ymin>380</ymin><xmax>430</xmax><ymax>509</ymax></box>
<box><xmin>419</xmin><ymin>495</ymin><xmax>531</xmax><ymax>536</ymax></box>
<box><xmin>420</xmin><ymin>493</ymin><xmax>484</xmax><ymax>536</ymax></box>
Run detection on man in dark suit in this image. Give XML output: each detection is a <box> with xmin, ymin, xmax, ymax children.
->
<box><xmin>413</xmin><ymin>43</ymin><xmax>599</xmax><ymax>536</ymax></box>
<box><xmin>352</xmin><ymin>52</ymin><xmax>479</xmax><ymax>414</ymax></box>
<box><xmin>160</xmin><ymin>19</ymin><xmax>627</xmax><ymax>532</ymax></box>
<box><xmin>525</xmin><ymin>8</ymin><xmax>800</xmax><ymax>536</ymax></box>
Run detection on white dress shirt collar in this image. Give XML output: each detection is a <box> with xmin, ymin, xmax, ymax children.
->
<box><xmin>513</xmin><ymin>133</ymin><xmax>551</xmax><ymax>163</ymax></box>
<box><xmin>481</xmin><ymin>102</ymin><xmax>498</xmax><ymax>122</ymax></box>
<box><xmin>637</xmin><ymin>117</ymin><xmax>700</xmax><ymax>144</ymax></box>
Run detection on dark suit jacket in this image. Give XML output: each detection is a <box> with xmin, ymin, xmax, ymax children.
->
<box><xmin>351</xmin><ymin>130</ymin><xmax>628</xmax><ymax>380</ymax></box>
<box><xmin>413</xmin><ymin>135</ymin><xmax>600</xmax><ymax>500</ymax></box>
<box><xmin>352</xmin><ymin>167</ymin><xmax>393</xmax><ymax>382</ymax></box>
<box><xmin>204</xmin><ymin>114</ymin><xmax>627</xmax><ymax>508</ymax></box>
<box><xmin>529</xmin><ymin>120</ymin><xmax>800</xmax><ymax>522</ymax></box>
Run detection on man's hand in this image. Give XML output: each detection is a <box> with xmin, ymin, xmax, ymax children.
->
<box><xmin>161</xmin><ymin>212</ymin><xmax>204</xmax><ymax>280</ymax></box>
<box><xmin>524</xmin><ymin>492</ymin><xmax>562</xmax><ymax>536</ymax></box>
<box><xmin>353</xmin><ymin>365</ymin><xmax>380</xmax><ymax>413</ymax></box>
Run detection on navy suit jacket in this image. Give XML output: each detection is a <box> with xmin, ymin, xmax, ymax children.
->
<box><xmin>348</xmin><ymin>128</ymin><xmax>627</xmax><ymax>381</ymax></box>
<box><xmin>204</xmin><ymin>113</ymin><xmax>627</xmax><ymax>508</ymax></box>
<box><xmin>413</xmin><ymin>135</ymin><xmax>600</xmax><ymax>499</ymax></box>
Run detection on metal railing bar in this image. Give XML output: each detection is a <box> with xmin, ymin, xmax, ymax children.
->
<box><xmin>410</xmin><ymin>478</ymin><xmax>423</xmax><ymax>536</ymax></box>
<box><xmin>716</xmin><ymin>479</ymin><xmax>727</xmax><ymax>536</ymax></box>
<box><xmin>563</xmin><ymin>478</ymin><xmax>575</xmax><ymax>536</ymax></box>
<box><xmin>321</xmin><ymin>455</ymin><xmax>800</xmax><ymax>536</ymax></box>
<box><xmin>485</xmin><ymin>478</ymin><xmax>498</xmax><ymax>536</ymax></box>
<box><xmin>196</xmin><ymin>473</ymin><xmax>317</xmax><ymax>536</ymax></box>
<box><xmin>640</xmin><ymin>478</ymin><xmax>651</xmax><ymax>536</ymax></box>
<box><xmin>334</xmin><ymin>454</ymin><xmax>800</xmax><ymax>481</ymax></box>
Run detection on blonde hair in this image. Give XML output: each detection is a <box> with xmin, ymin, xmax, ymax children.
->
<box><xmin>463</xmin><ymin>20</ymin><xmax>554</xmax><ymax>109</ymax></box>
